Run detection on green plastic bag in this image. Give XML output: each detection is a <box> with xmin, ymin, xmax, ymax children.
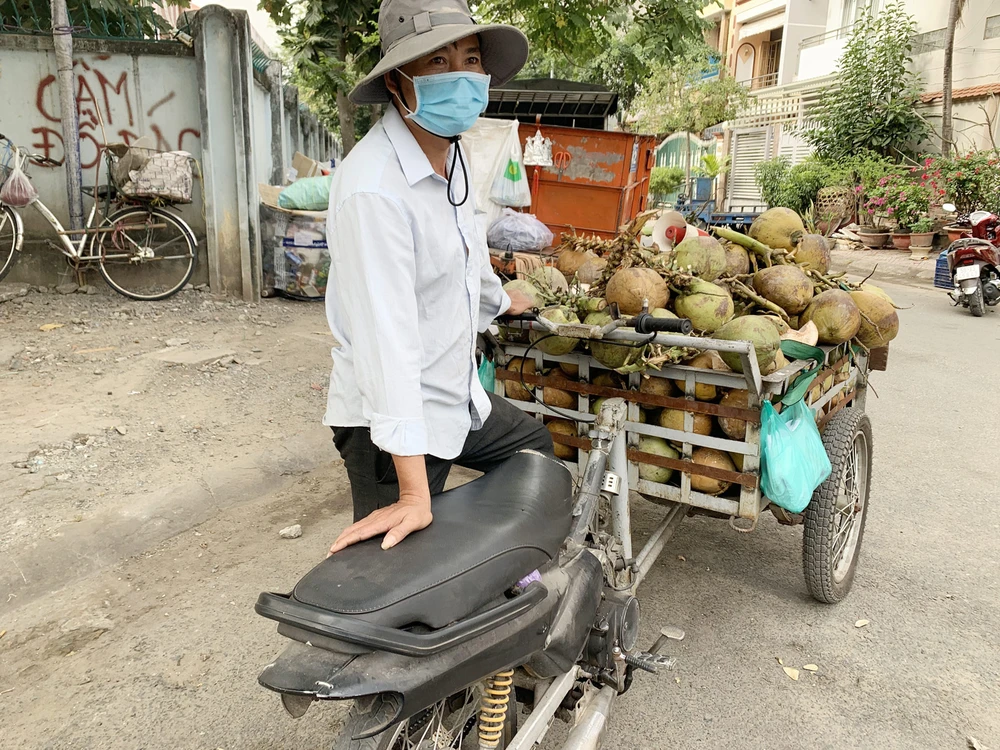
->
<box><xmin>278</xmin><ymin>174</ymin><xmax>333</xmax><ymax>211</ymax></box>
<box><xmin>478</xmin><ymin>357</ymin><xmax>496</xmax><ymax>393</ymax></box>
<box><xmin>760</xmin><ymin>399</ymin><xmax>831</xmax><ymax>513</ymax></box>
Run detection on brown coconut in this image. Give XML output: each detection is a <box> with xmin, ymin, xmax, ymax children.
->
<box><xmin>576</xmin><ymin>256</ymin><xmax>608</xmax><ymax>285</ymax></box>
<box><xmin>753</xmin><ymin>265</ymin><xmax>814</xmax><ymax>315</ymax></box>
<box><xmin>640</xmin><ymin>375</ymin><xmax>675</xmax><ymax>399</ymax></box>
<box><xmin>673</xmin><ymin>279</ymin><xmax>735</xmax><ymax>333</ymax></box>
<box><xmin>850</xmin><ymin>290</ymin><xmax>899</xmax><ymax>348</ymax></box>
<box><xmin>749</xmin><ymin>207</ymin><xmax>806</xmax><ymax>252</ymax></box>
<box><xmin>659</xmin><ymin>408</ymin><xmax>713</xmax><ymax>437</ymax></box>
<box><xmin>592</xmin><ymin>372</ymin><xmax>623</xmax><ymax>390</ymax></box>
<box><xmin>543</xmin><ymin>371</ymin><xmax>578</xmax><ymax>410</ymax></box>
<box><xmin>556</xmin><ymin>249</ymin><xmax>598</xmax><ymax>280</ymax></box>
<box><xmin>800</xmin><ymin>289</ymin><xmax>862</xmax><ymax>345</ymax></box>
<box><xmin>606</xmin><ymin>267</ymin><xmax>669</xmax><ymax>315</ymax></box>
<box><xmin>672</xmin><ymin>235</ymin><xmax>728</xmax><ymax>281</ymax></box>
<box><xmin>672</xmin><ymin>352</ymin><xmax>725</xmax><ymax>401</ymax></box>
<box><xmin>718</xmin><ymin>389</ymin><xmax>750</xmax><ymax>440</ymax></box>
<box><xmin>689</xmin><ymin>447</ymin><xmax>736</xmax><ymax>496</ymax></box>
<box><xmin>724</xmin><ymin>242</ymin><xmax>751</xmax><ymax>277</ymax></box>
<box><xmin>763</xmin><ymin>349</ymin><xmax>790</xmax><ymax>375</ymax></box>
<box><xmin>713</xmin><ymin>316</ymin><xmax>781</xmax><ymax>374</ymax></box>
<box><xmin>558</xmin><ymin>361</ymin><xmax>580</xmax><ymax>378</ymax></box>
<box><xmin>547</xmin><ymin>420</ymin><xmax>578</xmax><ymax>461</ymax></box>
<box><xmin>504</xmin><ymin>357</ymin><xmax>536</xmax><ymax>401</ymax></box>
<box><xmin>794</xmin><ymin>234</ymin><xmax>831</xmax><ymax>274</ymax></box>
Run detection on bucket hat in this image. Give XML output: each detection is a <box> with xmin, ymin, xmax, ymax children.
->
<box><xmin>349</xmin><ymin>0</ymin><xmax>529</xmax><ymax>105</ymax></box>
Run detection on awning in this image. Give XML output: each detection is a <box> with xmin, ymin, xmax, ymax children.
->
<box><xmin>739</xmin><ymin>11</ymin><xmax>786</xmax><ymax>39</ymax></box>
<box><xmin>735</xmin><ymin>0</ymin><xmax>785</xmax><ymax>24</ymax></box>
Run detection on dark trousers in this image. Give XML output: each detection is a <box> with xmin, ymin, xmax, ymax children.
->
<box><xmin>332</xmin><ymin>393</ymin><xmax>554</xmax><ymax>521</ymax></box>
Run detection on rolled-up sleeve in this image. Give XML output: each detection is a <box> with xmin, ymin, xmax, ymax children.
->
<box><xmin>332</xmin><ymin>193</ymin><xmax>427</xmax><ymax>456</ymax></box>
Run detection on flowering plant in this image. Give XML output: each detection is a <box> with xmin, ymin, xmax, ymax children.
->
<box><xmin>910</xmin><ymin>216</ymin><xmax>934</xmax><ymax>233</ymax></box>
<box><xmin>922</xmin><ymin>152</ymin><xmax>1000</xmax><ymax>214</ymax></box>
<box><xmin>863</xmin><ymin>175</ymin><xmax>931</xmax><ymax>231</ymax></box>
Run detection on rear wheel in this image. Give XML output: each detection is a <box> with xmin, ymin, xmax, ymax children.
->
<box><xmin>969</xmin><ymin>281</ymin><xmax>985</xmax><ymax>317</ymax></box>
<box><xmin>803</xmin><ymin>408</ymin><xmax>873</xmax><ymax>603</ymax></box>
<box><xmin>97</xmin><ymin>206</ymin><xmax>196</xmax><ymax>301</ymax></box>
<box><xmin>0</xmin><ymin>204</ymin><xmax>20</xmax><ymax>282</ymax></box>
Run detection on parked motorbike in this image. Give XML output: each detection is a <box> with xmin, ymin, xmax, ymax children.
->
<box><xmin>941</xmin><ymin>202</ymin><xmax>1000</xmax><ymax>317</ymax></box>
<box><xmin>254</xmin><ymin>312</ymin><xmax>696</xmax><ymax>750</ymax></box>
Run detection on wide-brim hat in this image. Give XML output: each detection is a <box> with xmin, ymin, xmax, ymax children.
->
<box><xmin>349</xmin><ymin>0</ymin><xmax>529</xmax><ymax>106</ymax></box>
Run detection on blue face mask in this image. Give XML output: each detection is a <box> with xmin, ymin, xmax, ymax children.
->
<box><xmin>397</xmin><ymin>70</ymin><xmax>491</xmax><ymax>139</ymax></box>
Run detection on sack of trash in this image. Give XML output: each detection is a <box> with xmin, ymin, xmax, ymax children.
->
<box><xmin>487</xmin><ymin>208</ymin><xmax>553</xmax><ymax>252</ymax></box>
<box><xmin>278</xmin><ymin>174</ymin><xmax>334</xmax><ymax>212</ymax></box>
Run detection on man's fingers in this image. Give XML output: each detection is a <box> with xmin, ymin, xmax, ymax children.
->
<box><xmin>381</xmin><ymin>516</ymin><xmax>418</xmax><ymax>550</ymax></box>
<box><xmin>329</xmin><ymin>515</ymin><xmax>394</xmax><ymax>554</ymax></box>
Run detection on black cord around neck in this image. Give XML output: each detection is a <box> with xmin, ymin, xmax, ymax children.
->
<box><xmin>448</xmin><ymin>135</ymin><xmax>469</xmax><ymax>207</ymax></box>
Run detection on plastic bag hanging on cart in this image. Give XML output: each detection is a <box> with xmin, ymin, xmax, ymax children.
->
<box><xmin>490</xmin><ymin>141</ymin><xmax>531</xmax><ymax>207</ymax></box>
<box><xmin>760</xmin><ymin>400</ymin><xmax>831</xmax><ymax>514</ymax></box>
<box><xmin>0</xmin><ymin>152</ymin><xmax>38</xmax><ymax>207</ymax></box>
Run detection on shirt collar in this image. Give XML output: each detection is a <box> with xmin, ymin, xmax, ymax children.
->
<box><xmin>383</xmin><ymin>106</ymin><xmax>436</xmax><ymax>187</ymax></box>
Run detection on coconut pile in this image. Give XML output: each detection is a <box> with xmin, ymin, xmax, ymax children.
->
<box><xmin>499</xmin><ymin>207</ymin><xmax>900</xmax><ymax>495</ymax></box>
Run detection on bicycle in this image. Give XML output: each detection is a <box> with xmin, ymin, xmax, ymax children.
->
<box><xmin>0</xmin><ymin>134</ymin><xmax>198</xmax><ymax>301</ymax></box>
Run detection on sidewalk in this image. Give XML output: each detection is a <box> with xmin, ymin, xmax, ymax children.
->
<box><xmin>830</xmin><ymin>244</ymin><xmax>939</xmax><ymax>288</ymax></box>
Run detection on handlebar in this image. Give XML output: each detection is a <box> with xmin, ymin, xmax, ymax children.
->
<box><xmin>631</xmin><ymin>312</ymin><xmax>693</xmax><ymax>335</ymax></box>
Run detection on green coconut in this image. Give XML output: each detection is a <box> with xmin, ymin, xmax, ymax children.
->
<box><xmin>724</xmin><ymin>242</ymin><xmax>751</xmax><ymax>277</ymax></box>
<box><xmin>585</xmin><ymin>310</ymin><xmax>644</xmax><ymax>369</ymax></box>
<box><xmin>526</xmin><ymin>265</ymin><xmax>569</xmax><ymax>293</ymax></box>
<box><xmin>651</xmin><ymin>307</ymin><xmax>677</xmax><ymax>320</ymax></box>
<box><xmin>606</xmin><ymin>267</ymin><xmax>669</xmax><ymax>314</ymax></box>
<box><xmin>752</xmin><ymin>265</ymin><xmax>814</xmax><ymax>315</ymax></box>
<box><xmin>850</xmin><ymin>290</ymin><xmax>899</xmax><ymax>348</ymax></box>
<box><xmin>502</xmin><ymin>279</ymin><xmax>544</xmax><ymax>310</ymax></box>
<box><xmin>800</xmin><ymin>289</ymin><xmax>862</xmax><ymax>345</ymax></box>
<box><xmin>530</xmin><ymin>306</ymin><xmax>581</xmax><ymax>355</ymax></box>
<box><xmin>860</xmin><ymin>283</ymin><xmax>894</xmax><ymax>306</ymax></box>
<box><xmin>794</xmin><ymin>233</ymin><xmax>831</xmax><ymax>274</ymax></box>
<box><xmin>672</xmin><ymin>235</ymin><xmax>728</xmax><ymax>281</ymax></box>
<box><xmin>749</xmin><ymin>207</ymin><xmax>805</xmax><ymax>252</ymax></box>
<box><xmin>673</xmin><ymin>279</ymin><xmax>735</xmax><ymax>333</ymax></box>
<box><xmin>635</xmin><ymin>436</ymin><xmax>679</xmax><ymax>484</ymax></box>
<box><xmin>713</xmin><ymin>316</ymin><xmax>781</xmax><ymax>373</ymax></box>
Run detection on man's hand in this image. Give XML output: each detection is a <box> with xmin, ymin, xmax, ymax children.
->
<box><xmin>505</xmin><ymin>288</ymin><xmax>536</xmax><ymax>316</ymax></box>
<box><xmin>328</xmin><ymin>492</ymin><xmax>432</xmax><ymax>555</ymax></box>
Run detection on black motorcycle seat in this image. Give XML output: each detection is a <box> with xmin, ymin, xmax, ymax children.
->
<box><xmin>291</xmin><ymin>451</ymin><xmax>574</xmax><ymax>630</ymax></box>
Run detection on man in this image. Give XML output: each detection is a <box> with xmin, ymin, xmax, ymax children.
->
<box><xmin>323</xmin><ymin>0</ymin><xmax>553</xmax><ymax>556</ymax></box>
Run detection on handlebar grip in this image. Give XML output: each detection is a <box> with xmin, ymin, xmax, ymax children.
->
<box><xmin>632</xmin><ymin>313</ymin><xmax>693</xmax><ymax>335</ymax></box>
<box><xmin>498</xmin><ymin>312</ymin><xmax>538</xmax><ymax>322</ymax></box>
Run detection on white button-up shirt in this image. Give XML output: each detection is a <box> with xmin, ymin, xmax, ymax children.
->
<box><xmin>323</xmin><ymin>106</ymin><xmax>511</xmax><ymax>460</ymax></box>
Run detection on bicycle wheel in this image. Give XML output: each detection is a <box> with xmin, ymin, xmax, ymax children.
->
<box><xmin>0</xmin><ymin>204</ymin><xmax>21</xmax><ymax>283</ymax></box>
<box><xmin>97</xmin><ymin>206</ymin><xmax>196</xmax><ymax>301</ymax></box>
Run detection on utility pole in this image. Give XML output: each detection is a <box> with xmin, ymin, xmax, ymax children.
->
<box><xmin>50</xmin><ymin>0</ymin><xmax>84</xmax><ymax>230</ymax></box>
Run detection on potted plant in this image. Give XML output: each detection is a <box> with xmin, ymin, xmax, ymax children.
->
<box><xmin>908</xmin><ymin>216</ymin><xmax>935</xmax><ymax>248</ymax></box>
<box><xmin>865</xmin><ymin>176</ymin><xmax>931</xmax><ymax>250</ymax></box>
<box><xmin>923</xmin><ymin>152</ymin><xmax>1000</xmax><ymax>240</ymax></box>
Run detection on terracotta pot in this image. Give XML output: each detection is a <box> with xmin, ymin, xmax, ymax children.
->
<box><xmin>856</xmin><ymin>230</ymin><xmax>889</xmax><ymax>249</ymax></box>
<box><xmin>944</xmin><ymin>226</ymin><xmax>969</xmax><ymax>243</ymax></box>
<box><xmin>891</xmin><ymin>232</ymin><xmax>911</xmax><ymax>250</ymax></box>
<box><xmin>909</xmin><ymin>231</ymin><xmax>935</xmax><ymax>248</ymax></box>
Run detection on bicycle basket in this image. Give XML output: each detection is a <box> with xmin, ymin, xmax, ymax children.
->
<box><xmin>109</xmin><ymin>144</ymin><xmax>194</xmax><ymax>204</ymax></box>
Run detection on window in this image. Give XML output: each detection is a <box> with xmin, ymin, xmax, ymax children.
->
<box><xmin>986</xmin><ymin>15</ymin><xmax>1000</xmax><ymax>39</ymax></box>
<box><xmin>912</xmin><ymin>28</ymin><xmax>946</xmax><ymax>54</ymax></box>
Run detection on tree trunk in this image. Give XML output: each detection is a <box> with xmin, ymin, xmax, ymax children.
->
<box><xmin>941</xmin><ymin>0</ymin><xmax>965</xmax><ymax>157</ymax></box>
<box><xmin>684</xmin><ymin>133</ymin><xmax>693</xmax><ymax>201</ymax></box>
<box><xmin>337</xmin><ymin>88</ymin><xmax>357</xmax><ymax>155</ymax></box>
<box><xmin>50</xmin><ymin>0</ymin><xmax>83</xmax><ymax>230</ymax></box>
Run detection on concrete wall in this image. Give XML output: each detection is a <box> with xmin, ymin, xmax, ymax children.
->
<box><xmin>1</xmin><ymin>6</ymin><xmax>338</xmax><ymax>297</ymax></box>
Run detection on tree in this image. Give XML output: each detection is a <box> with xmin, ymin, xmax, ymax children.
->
<box><xmin>0</xmin><ymin>0</ymin><xmax>187</xmax><ymax>38</ymax></box>
<box><xmin>805</xmin><ymin>1</ymin><xmax>928</xmax><ymax>160</ymax></box>
<box><xmin>262</xmin><ymin>0</ymin><xmax>378</xmax><ymax>155</ymax></box>
<box><xmin>941</xmin><ymin>0</ymin><xmax>968</xmax><ymax>156</ymax></box>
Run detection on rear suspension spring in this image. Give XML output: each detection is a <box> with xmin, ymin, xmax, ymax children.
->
<box><xmin>477</xmin><ymin>669</ymin><xmax>514</xmax><ymax>749</ymax></box>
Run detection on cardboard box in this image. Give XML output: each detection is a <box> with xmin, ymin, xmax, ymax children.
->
<box><xmin>291</xmin><ymin>151</ymin><xmax>322</xmax><ymax>181</ymax></box>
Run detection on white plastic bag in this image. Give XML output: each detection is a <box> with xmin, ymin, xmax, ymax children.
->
<box><xmin>490</xmin><ymin>142</ymin><xmax>531</xmax><ymax>207</ymax></box>
<box><xmin>487</xmin><ymin>209</ymin><xmax>553</xmax><ymax>252</ymax></box>
<box><xmin>0</xmin><ymin>152</ymin><xmax>38</xmax><ymax>208</ymax></box>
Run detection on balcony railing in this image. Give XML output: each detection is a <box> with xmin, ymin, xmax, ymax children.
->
<box><xmin>800</xmin><ymin>24</ymin><xmax>855</xmax><ymax>49</ymax></box>
<box><xmin>740</xmin><ymin>72</ymin><xmax>778</xmax><ymax>90</ymax></box>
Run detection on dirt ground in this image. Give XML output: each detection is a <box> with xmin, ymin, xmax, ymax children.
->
<box><xmin>2</xmin><ymin>280</ymin><xmax>999</xmax><ymax>750</ymax></box>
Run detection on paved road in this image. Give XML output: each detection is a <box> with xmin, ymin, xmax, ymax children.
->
<box><xmin>2</xmin><ymin>282</ymin><xmax>998</xmax><ymax>749</ymax></box>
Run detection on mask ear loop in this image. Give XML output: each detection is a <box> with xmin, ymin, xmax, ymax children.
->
<box><xmin>447</xmin><ymin>136</ymin><xmax>469</xmax><ymax>207</ymax></box>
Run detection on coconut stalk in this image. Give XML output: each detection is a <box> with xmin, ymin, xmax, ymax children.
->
<box><xmin>711</xmin><ymin>226</ymin><xmax>787</xmax><ymax>267</ymax></box>
<box><xmin>727</xmin><ymin>279</ymin><xmax>790</xmax><ymax>321</ymax></box>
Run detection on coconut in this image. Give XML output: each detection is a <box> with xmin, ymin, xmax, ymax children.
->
<box><xmin>583</xmin><ymin>310</ymin><xmax>643</xmax><ymax>370</ymax></box>
<box><xmin>782</xmin><ymin>320</ymin><xmax>819</xmax><ymax>347</ymax></box>
<box><xmin>724</xmin><ymin>242</ymin><xmax>751</xmax><ymax>277</ymax></box>
<box><xmin>592</xmin><ymin>372</ymin><xmax>622</xmax><ymax>390</ymax></box>
<box><xmin>672</xmin><ymin>235</ymin><xmax>727</xmax><ymax>281</ymax></box>
<box><xmin>558</xmin><ymin>361</ymin><xmax>579</xmax><ymax>378</ymax></box>
<box><xmin>605</xmin><ymin>267</ymin><xmax>669</xmax><ymax>315</ymax></box>
<box><xmin>526</xmin><ymin>265</ymin><xmax>569</xmax><ymax>293</ymax></box>
<box><xmin>504</xmin><ymin>357</ymin><xmax>536</xmax><ymax>401</ymax></box>
<box><xmin>556</xmin><ymin>250</ymin><xmax>598</xmax><ymax>280</ymax></box>
<box><xmin>651</xmin><ymin>307</ymin><xmax>677</xmax><ymax>320</ymax></box>
<box><xmin>861</xmin><ymin>283</ymin><xmax>894</xmax><ymax>306</ymax></box>
<box><xmin>752</xmin><ymin>265</ymin><xmax>814</xmax><ymax>315</ymax></box>
<box><xmin>850</xmin><ymin>290</ymin><xmax>899</xmax><ymax>348</ymax></box>
<box><xmin>713</xmin><ymin>316</ymin><xmax>781</xmax><ymax>374</ymax></box>
<box><xmin>730</xmin><ymin>452</ymin><xmax>745</xmax><ymax>471</ymax></box>
<box><xmin>718</xmin><ymin>389</ymin><xmax>750</xmax><ymax>440</ymax></box>
<box><xmin>690</xmin><ymin>447</ymin><xmax>736</xmax><ymax>496</ymax></box>
<box><xmin>763</xmin><ymin>349</ymin><xmax>789</xmax><ymax>375</ymax></box>
<box><xmin>547</xmin><ymin>420</ymin><xmax>578</xmax><ymax>461</ymax></box>
<box><xmin>762</xmin><ymin>314</ymin><xmax>790</xmax><ymax>335</ymax></box>
<box><xmin>800</xmin><ymin>289</ymin><xmax>862</xmax><ymax>345</ymax></box>
<box><xmin>794</xmin><ymin>234</ymin><xmax>831</xmax><ymax>274</ymax></box>
<box><xmin>749</xmin><ymin>207</ymin><xmax>806</xmax><ymax>252</ymax></box>
<box><xmin>543</xmin><ymin>371</ymin><xmax>578</xmax><ymax>410</ymax></box>
<box><xmin>635</xmin><ymin>436</ymin><xmax>679</xmax><ymax>484</ymax></box>
<box><xmin>640</xmin><ymin>375</ymin><xmax>675</xmax><ymax>399</ymax></box>
<box><xmin>673</xmin><ymin>279</ymin><xmax>735</xmax><ymax>333</ymax></box>
<box><xmin>659</xmin><ymin>408</ymin><xmax>713</xmax><ymax>437</ymax></box>
<box><xmin>531</xmin><ymin>306</ymin><xmax>581</xmax><ymax>355</ymax></box>
<box><xmin>502</xmin><ymin>279</ymin><xmax>544</xmax><ymax>310</ymax></box>
<box><xmin>672</xmin><ymin>352</ymin><xmax>723</xmax><ymax>401</ymax></box>
<box><xmin>576</xmin><ymin>256</ymin><xmax>608</xmax><ymax>285</ymax></box>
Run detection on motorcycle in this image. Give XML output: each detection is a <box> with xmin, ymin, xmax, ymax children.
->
<box><xmin>254</xmin><ymin>312</ymin><xmax>701</xmax><ymax>750</ymax></box>
<box><xmin>940</xmin><ymin>202</ymin><xmax>1000</xmax><ymax>317</ymax></box>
